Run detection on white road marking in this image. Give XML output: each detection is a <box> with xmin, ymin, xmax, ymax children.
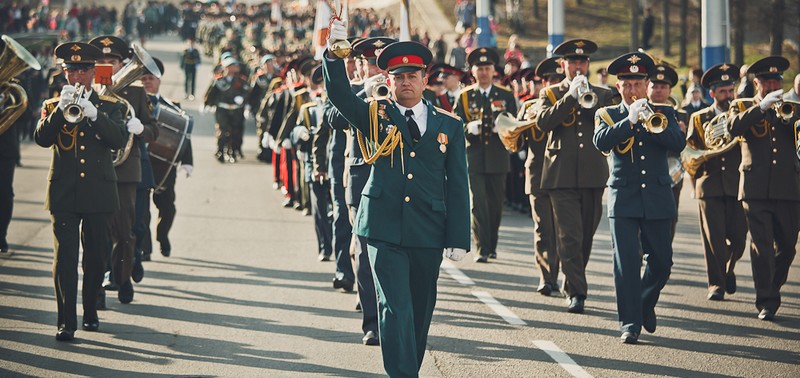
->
<box><xmin>440</xmin><ymin>260</ymin><xmax>476</xmax><ymax>285</ymax></box>
<box><xmin>471</xmin><ymin>291</ymin><xmax>527</xmax><ymax>326</ymax></box>
<box><xmin>532</xmin><ymin>340</ymin><xmax>593</xmax><ymax>378</ymax></box>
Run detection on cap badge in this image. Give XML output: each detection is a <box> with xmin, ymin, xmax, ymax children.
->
<box><xmin>657</xmin><ymin>66</ymin><xmax>665</xmax><ymax>71</ymax></box>
<box><xmin>479</xmin><ymin>48</ymin><xmax>486</xmax><ymax>53</ymax></box>
<box><xmin>556</xmin><ymin>67</ymin><xmax>564</xmax><ymax>74</ymax></box>
<box><xmin>402</xmin><ymin>56</ymin><xmax>409</xmax><ymax>63</ymax></box>
<box><xmin>720</xmin><ymin>63</ymin><xmax>730</xmax><ymax>71</ymax></box>
<box><xmin>373</xmin><ymin>40</ymin><xmax>386</xmax><ymax>48</ymax></box>
<box><xmin>479</xmin><ymin>56</ymin><xmax>487</xmax><ymax>62</ymax></box>
<box><xmin>629</xmin><ymin>65</ymin><xmax>639</xmax><ymax>73</ymax></box>
<box><xmin>102</xmin><ymin>47</ymin><xmax>111</xmax><ymax>54</ymax></box>
<box><xmin>627</xmin><ymin>55</ymin><xmax>641</xmax><ymax>64</ymax></box>
<box><xmin>574</xmin><ymin>41</ymin><xmax>586</xmax><ymax>48</ymax></box>
<box><xmin>71</xmin><ymin>55</ymin><xmax>81</xmax><ymax>62</ymax></box>
<box><xmin>656</xmin><ymin>74</ymin><xmax>664</xmax><ymax>80</ymax></box>
<box><xmin>769</xmin><ymin>66</ymin><xmax>778</xmax><ymax>73</ymax></box>
<box><xmin>99</xmin><ymin>37</ymin><xmax>114</xmax><ymax>47</ymax></box>
<box><xmin>721</xmin><ymin>74</ymin><xmax>730</xmax><ymax>81</ymax></box>
<box><xmin>70</xmin><ymin>44</ymin><xmax>81</xmax><ymax>52</ymax></box>
<box><xmin>575</xmin><ymin>48</ymin><xmax>584</xmax><ymax>54</ymax></box>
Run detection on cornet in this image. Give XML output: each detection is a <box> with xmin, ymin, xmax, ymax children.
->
<box><xmin>575</xmin><ymin>71</ymin><xmax>597</xmax><ymax>109</ymax></box>
<box><xmin>633</xmin><ymin>96</ymin><xmax>668</xmax><ymax>133</ymax></box>
<box><xmin>64</xmin><ymin>84</ymin><xmax>86</xmax><ymax>124</ymax></box>
<box><xmin>773</xmin><ymin>100</ymin><xmax>796</xmax><ymax>122</ymax></box>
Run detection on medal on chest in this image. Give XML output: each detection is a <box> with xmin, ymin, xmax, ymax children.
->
<box><xmin>438</xmin><ymin>132</ymin><xmax>448</xmax><ymax>153</ymax></box>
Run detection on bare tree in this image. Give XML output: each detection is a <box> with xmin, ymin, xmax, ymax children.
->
<box><xmin>662</xmin><ymin>0</ymin><xmax>671</xmax><ymax>56</ymax></box>
<box><xmin>679</xmin><ymin>0</ymin><xmax>688</xmax><ymax>66</ymax></box>
<box><xmin>732</xmin><ymin>0</ymin><xmax>746</xmax><ymax>66</ymax></box>
<box><xmin>533</xmin><ymin>0</ymin><xmax>540</xmax><ymax>19</ymax></box>
<box><xmin>770</xmin><ymin>0</ymin><xmax>785</xmax><ymax>56</ymax></box>
<box><xmin>630</xmin><ymin>0</ymin><xmax>640</xmax><ymax>50</ymax></box>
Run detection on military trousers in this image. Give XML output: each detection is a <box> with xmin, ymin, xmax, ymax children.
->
<box><xmin>153</xmin><ymin>168</ymin><xmax>177</xmax><ymax>247</ymax></box>
<box><xmin>698</xmin><ymin>195</ymin><xmax>747</xmax><ymax>294</ymax></box>
<box><xmin>469</xmin><ymin>173</ymin><xmax>506</xmax><ymax>258</ymax></box>
<box><xmin>350</xmin><ymin>206</ymin><xmax>377</xmax><ymax>335</ymax></box>
<box><xmin>329</xmin><ymin>169</ymin><xmax>353</xmax><ymax>282</ymax></box>
<box><xmin>670</xmin><ymin>180</ymin><xmax>683</xmax><ymax>239</ymax></box>
<box><xmin>51</xmin><ymin>211</ymin><xmax>111</xmax><ymax>331</ymax></box>
<box><xmin>741</xmin><ymin>199</ymin><xmax>799</xmax><ymax>313</ymax></box>
<box><xmin>610</xmin><ymin>217</ymin><xmax>673</xmax><ymax>334</ymax></box>
<box><xmin>529</xmin><ymin>189</ymin><xmax>559</xmax><ymax>288</ymax></box>
<box><xmin>548</xmin><ymin>188</ymin><xmax>603</xmax><ymax>298</ymax></box>
<box><xmin>310</xmin><ymin>179</ymin><xmax>332</xmax><ymax>256</ymax></box>
<box><xmin>109</xmin><ymin>182</ymin><xmax>137</xmax><ymax>286</ymax></box>
<box><xmin>214</xmin><ymin>108</ymin><xmax>244</xmax><ymax>153</ymax></box>
<box><xmin>367</xmin><ymin>240</ymin><xmax>442</xmax><ymax>378</ymax></box>
<box><xmin>0</xmin><ymin>158</ymin><xmax>14</xmax><ymax>248</ymax></box>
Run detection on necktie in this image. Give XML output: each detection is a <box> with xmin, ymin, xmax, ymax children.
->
<box><xmin>405</xmin><ymin>109</ymin><xmax>422</xmax><ymax>142</ymax></box>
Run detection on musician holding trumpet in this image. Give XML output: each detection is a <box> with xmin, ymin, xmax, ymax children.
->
<box><xmin>727</xmin><ymin>56</ymin><xmax>800</xmax><ymax>321</ymax></box>
<box><xmin>34</xmin><ymin>42</ymin><xmax>127</xmax><ymax>341</ymax></box>
<box><xmin>593</xmin><ymin>52</ymin><xmax>686</xmax><ymax>344</ymax></box>
<box><xmin>684</xmin><ymin>63</ymin><xmax>747</xmax><ymax>301</ymax></box>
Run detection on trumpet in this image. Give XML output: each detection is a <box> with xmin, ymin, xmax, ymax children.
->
<box><xmin>575</xmin><ymin>71</ymin><xmax>597</xmax><ymax>109</ymax></box>
<box><xmin>773</xmin><ymin>100</ymin><xmax>796</xmax><ymax>122</ymax></box>
<box><xmin>633</xmin><ymin>96</ymin><xmax>668</xmax><ymax>133</ymax></box>
<box><xmin>64</xmin><ymin>84</ymin><xmax>86</xmax><ymax>124</ymax></box>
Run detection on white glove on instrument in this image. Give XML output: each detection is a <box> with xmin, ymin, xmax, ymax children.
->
<box><xmin>281</xmin><ymin>138</ymin><xmax>292</xmax><ymax>149</ymax></box>
<box><xmin>58</xmin><ymin>85</ymin><xmax>77</xmax><ymax>111</ymax></box>
<box><xmin>180</xmin><ymin>164</ymin><xmax>193</xmax><ymax>178</ymax></box>
<box><xmin>443</xmin><ymin>248</ymin><xmax>468</xmax><ymax>262</ymax></box>
<box><xmin>267</xmin><ymin>134</ymin><xmax>278</xmax><ymax>150</ymax></box>
<box><xmin>567</xmin><ymin>75</ymin><xmax>585</xmax><ymax>99</ymax></box>
<box><xmin>467</xmin><ymin>120</ymin><xmax>481</xmax><ymax>135</ymax></box>
<box><xmin>327</xmin><ymin>18</ymin><xmax>348</xmax><ymax>50</ymax></box>
<box><xmin>126</xmin><ymin>116</ymin><xmax>144</xmax><ymax>135</ymax></box>
<box><xmin>627</xmin><ymin>98</ymin><xmax>649</xmax><ymax>125</ymax></box>
<box><xmin>293</xmin><ymin>126</ymin><xmax>311</xmax><ymax>141</ymax></box>
<box><xmin>78</xmin><ymin>98</ymin><xmax>98</xmax><ymax>121</ymax></box>
<box><xmin>759</xmin><ymin>89</ymin><xmax>784</xmax><ymax>112</ymax></box>
<box><xmin>261</xmin><ymin>133</ymin><xmax>270</xmax><ymax>149</ymax></box>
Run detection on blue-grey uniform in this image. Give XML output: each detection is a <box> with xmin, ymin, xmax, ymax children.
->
<box><xmin>593</xmin><ymin>52</ymin><xmax>686</xmax><ymax>343</ymax></box>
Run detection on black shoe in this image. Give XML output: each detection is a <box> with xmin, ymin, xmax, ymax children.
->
<box><xmin>55</xmin><ymin>328</ymin><xmax>75</xmax><ymax>341</ymax></box>
<box><xmin>282</xmin><ymin>199</ymin><xmax>294</xmax><ymax>208</ymax></box>
<box><xmin>643</xmin><ymin>309</ymin><xmax>657</xmax><ymax>333</ymax></box>
<box><xmin>0</xmin><ymin>238</ymin><xmax>8</xmax><ymax>253</ymax></box>
<box><xmin>567</xmin><ymin>296</ymin><xmax>585</xmax><ymax>313</ymax></box>
<box><xmin>132</xmin><ymin>260</ymin><xmax>144</xmax><ymax>283</ymax></box>
<box><xmin>226</xmin><ymin>153</ymin><xmax>236</xmax><ymax>163</ymax></box>
<box><xmin>474</xmin><ymin>255</ymin><xmax>489</xmax><ymax>263</ymax></box>
<box><xmin>707</xmin><ymin>290</ymin><xmax>724</xmax><ymax>301</ymax></box>
<box><xmin>362</xmin><ymin>330</ymin><xmax>379</xmax><ymax>346</ymax></box>
<box><xmin>355</xmin><ymin>302</ymin><xmax>362</xmax><ymax>312</ymax></box>
<box><xmin>141</xmin><ymin>253</ymin><xmax>151</xmax><ymax>262</ymax></box>
<box><xmin>118</xmin><ymin>280</ymin><xmax>134</xmax><ymax>304</ymax></box>
<box><xmin>318</xmin><ymin>253</ymin><xmax>331</xmax><ymax>262</ymax></box>
<box><xmin>758</xmin><ymin>308</ymin><xmax>775</xmax><ymax>321</ymax></box>
<box><xmin>302</xmin><ymin>208</ymin><xmax>311</xmax><ymax>216</ymax></box>
<box><xmin>620</xmin><ymin>331</ymin><xmax>639</xmax><ymax>344</ymax></box>
<box><xmin>96</xmin><ymin>290</ymin><xmax>107</xmax><ymax>310</ymax></box>
<box><xmin>160</xmin><ymin>239</ymin><xmax>171</xmax><ymax>257</ymax></box>
<box><xmin>332</xmin><ymin>277</ymin><xmax>354</xmax><ymax>292</ymax></box>
<box><xmin>82</xmin><ymin>317</ymin><xmax>100</xmax><ymax>331</ymax></box>
<box><xmin>725</xmin><ymin>272</ymin><xmax>737</xmax><ymax>294</ymax></box>
<box><xmin>488</xmin><ymin>252</ymin><xmax>497</xmax><ymax>259</ymax></box>
<box><xmin>272</xmin><ymin>182</ymin><xmax>280</xmax><ymax>190</ymax></box>
<box><xmin>216</xmin><ymin>151</ymin><xmax>225</xmax><ymax>163</ymax></box>
<box><xmin>537</xmin><ymin>283</ymin><xmax>553</xmax><ymax>296</ymax></box>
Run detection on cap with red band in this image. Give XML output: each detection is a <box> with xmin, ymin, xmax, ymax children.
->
<box><xmin>376</xmin><ymin>41</ymin><xmax>433</xmax><ymax>74</ymax></box>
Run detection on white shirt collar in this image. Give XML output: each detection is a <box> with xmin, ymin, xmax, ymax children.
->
<box><xmin>479</xmin><ymin>84</ymin><xmax>493</xmax><ymax>96</ymax></box>
<box><xmin>395</xmin><ymin>99</ymin><xmax>429</xmax><ymax>136</ymax></box>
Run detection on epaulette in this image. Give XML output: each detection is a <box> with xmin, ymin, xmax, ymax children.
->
<box><xmin>43</xmin><ymin>97</ymin><xmax>60</xmax><ymax>106</ymax></box>
<box><xmin>434</xmin><ymin>106</ymin><xmax>461</xmax><ymax>121</ymax></box>
<box><xmin>268</xmin><ymin>77</ymin><xmax>283</xmax><ymax>90</ymax></box>
<box><xmin>542</xmin><ymin>83</ymin><xmax>561</xmax><ymax>105</ymax></box>
<box><xmin>458</xmin><ymin>83</ymin><xmax>478</xmax><ymax>96</ymax></box>
<box><xmin>730</xmin><ymin>98</ymin><xmax>754</xmax><ymax>113</ymax></box>
<box><xmin>494</xmin><ymin>83</ymin><xmax>512</xmax><ymax>93</ymax></box>
<box><xmin>595</xmin><ymin>105</ymin><xmax>617</xmax><ymax>127</ymax></box>
<box><xmin>99</xmin><ymin>95</ymin><xmax>118</xmax><ymax>103</ymax></box>
<box><xmin>299</xmin><ymin>101</ymin><xmax>317</xmax><ymax>112</ymax></box>
<box><xmin>294</xmin><ymin>88</ymin><xmax>308</xmax><ymax>97</ymax></box>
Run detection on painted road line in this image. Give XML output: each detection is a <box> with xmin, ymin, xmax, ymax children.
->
<box><xmin>532</xmin><ymin>340</ymin><xmax>593</xmax><ymax>378</ymax></box>
<box><xmin>440</xmin><ymin>260</ymin><xmax>476</xmax><ymax>285</ymax></box>
<box><xmin>472</xmin><ymin>291</ymin><xmax>527</xmax><ymax>326</ymax></box>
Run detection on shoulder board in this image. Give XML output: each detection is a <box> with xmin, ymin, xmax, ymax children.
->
<box><xmin>543</xmin><ymin>84</ymin><xmax>560</xmax><ymax>105</ymax></box>
<box><xmin>676</xmin><ymin>108</ymin><xmax>687</xmax><ymax>115</ymax></box>
<box><xmin>730</xmin><ymin>98</ymin><xmax>753</xmax><ymax>113</ymax></box>
<box><xmin>268</xmin><ymin>77</ymin><xmax>283</xmax><ymax>89</ymax></box>
<box><xmin>434</xmin><ymin>106</ymin><xmax>461</xmax><ymax>121</ymax></box>
<box><xmin>43</xmin><ymin>97</ymin><xmax>60</xmax><ymax>106</ymax></box>
<box><xmin>99</xmin><ymin>95</ymin><xmax>119</xmax><ymax>103</ymax></box>
<box><xmin>299</xmin><ymin>102</ymin><xmax>317</xmax><ymax>112</ymax></box>
<box><xmin>494</xmin><ymin>84</ymin><xmax>512</xmax><ymax>93</ymax></box>
<box><xmin>294</xmin><ymin>88</ymin><xmax>308</xmax><ymax>97</ymax></box>
<box><xmin>595</xmin><ymin>106</ymin><xmax>616</xmax><ymax>128</ymax></box>
<box><xmin>462</xmin><ymin>83</ymin><xmax>478</xmax><ymax>92</ymax></box>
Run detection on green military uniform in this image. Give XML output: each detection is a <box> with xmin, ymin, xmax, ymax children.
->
<box><xmin>204</xmin><ymin>57</ymin><xmax>251</xmax><ymax>162</ymax></box>
<box><xmin>727</xmin><ymin>56</ymin><xmax>800</xmax><ymax>320</ymax></box>
<box><xmin>34</xmin><ymin>42</ymin><xmax>127</xmax><ymax>340</ymax></box>
<box><xmin>686</xmin><ymin>63</ymin><xmax>747</xmax><ymax>300</ymax></box>
<box><xmin>323</xmin><ymin>41</ymin><xmax>470</xmax><ymax>377</ymax></box>
<box><xmin>452</xmin><ymin>47</ymin><xmax>517</xmax><ymax>262</ymax></box>
<box><xmin>534</xmin><ymin>40</ymin><xmax>614</xmax><ymax>310</ymax></box>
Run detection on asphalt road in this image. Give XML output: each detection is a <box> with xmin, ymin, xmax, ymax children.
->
<box><xmin>1</xmin><ymin>35</ymin><xmax>799</xmax><ymax>377</ymax></box>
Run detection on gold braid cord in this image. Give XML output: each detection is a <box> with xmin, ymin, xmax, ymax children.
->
<box><xmin>356</xmin><ymin>100</ymin><xmax>404</xmax><ymax>171</ymax></box>
<box><xmin>57</xmin><ymin>124</ymin><xmax>78</xmax><ymax>151</ymax></box>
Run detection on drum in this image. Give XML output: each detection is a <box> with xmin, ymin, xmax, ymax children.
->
<box><xmin>148</xmin><ymin>103</ymin><xmax>192</xmax><ymax>193</ymax></box>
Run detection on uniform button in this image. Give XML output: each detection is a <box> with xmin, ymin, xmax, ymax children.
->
<box><xmin>579</xmin><ymin>143</ymin><xmax>584</xmax><ymax>148</ymax></box>
<box><xmin>80</xmin><ymin>145</ymin><xmax>85</xmax><ymax>150</ymax></box>
<box><xmin>79</xmin><ymin>132</ymin><xmax>85</xmax><ymax>137</ymax></box>
<box><xmin>772</xmin><ymin>138</ymin><xmax>777</xmax><ymax>142</ymax></box>
<box><xmin>407</xmin><ymin>173</ymin><xmax>413</xmax><ymax>180</ymax></box>
<box><xmin>577</xmin><ymin>132</ymin><xmax>583</xmax><ymax>137</ymax></box>
<box><xmin>640</xmin><ymin>155</ymin><xmax>646</xmax><ymax>160</ymax></box>
<box><xmin>80</xmin><ymin>172</ymin><xmax>85</xmax><ymax>178</ymax></box>
<box><xmin>577</xmin><ymin>122</ymin><xmax>583</xmax><ymax>126</ymax></box>
<box><xmin>485</xmin><ymin>141</ymin><xmax>489</xmax><ymax>144</ymax></box>
<box><xmin>639</xmin><ymin>141</ymin><xmax>643</xmax><ymax>146</ymax></box>
<box><xmin>773</xmin><ymin>148</ymin><xmax>777</xmax><ymax>153</ymax></box>
<box><xmin>721</xmin><ymin>157</ymin><xmax>726</xmax><ymax>162</ymax></box>
<box><xmin>773</xmin><ymin>160</ymin><xmax>777</xmax><ymax>165</ymax></box>
<box><xmin>641</xmin><ymin>183</ymin><xmax>646</xmax><ymax>188</ymax></box>
<box><xmin>641</xmin><ymin>170</ymin><xmax>646</xmax><ymax>174</ymax></box>
<box><xmin>80</xmin><ymin>159</ymin><xmax>85</xmax><ymax>164</ymax></box>
<box><xmin>404</xmin><ymin>196</ymin><xmax>411</xmax><ymax>203</ymax></box>
<box><xmin>771</xmin><ymin>127</ymin><xmax>776</xmax><ymax>131</ymax></box>
<box><xmin>577</xmin><ymin>110</ymin><xmax>582</xmax><ymax>116</ymax></box>
<box><xmin>410</xmin><ymin>152</ymin><xmax>416</xmax><ymax>157</ymax></box>
<box><xmin>722</xmin><ymin>166</ymin><xmax>726</xmax><ymax>171</ymax></box>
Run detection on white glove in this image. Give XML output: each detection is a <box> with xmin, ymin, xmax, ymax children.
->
<box><xmin>126</xmin><ymin>117</ymin><xmax>144</xmax><ymax>135</ymax></box>
<box><xmin>443</xmin><ymin>248</ymin><xmax>468</xmax><ymax>262</ymax></box>
<box><xmin>179</xmin><ymin>164</ymin><xmax>193</xmax><ymax>178</ymax></box>
<box><xmin>759</xmin><ymin>89</ymin><xmax>784</xmax><ymax>112</ymax></box>
<box><xmin>567</xmin><ymin>75</ymin><xmax>585</xmax><ymax>99</ymax></box>
<box><xmin>517</xmin><ymin>150</ymin><xmax>527</xmax><ymax>161</ymax></box>
<box><xmin>58</xmin><ymin>85</ymin><xmax>77</xmax><ymax>110</ymax></box>
<box><xmin>627</xmin><ymin>98</ymin><xmax>649</xmax><ymax>125</ymax></box>
<box><xmin>234</xmin><ymin>95</ymin><xmax>244</xmax><ymax>105</ymax></box>
<box><xmin>467</xmin><ymin>120</ymin><xmax>481</xmax><ymax>135</ymax></box>
<box><xmin>244</xmin><ymin>110</ymin><xmax>252</xmax><ymax>120</ymax></box>
<box><xmin>267</xmin><ymin>134</ymin><xmax>278</xmax><ymax>150</ymax></box>
<box><xmin>327</xmin><ymin>18</ymin><xmax>348</xmax><ymax>50</ymax></box>
<box><xmin>78</xmin><ymin>98</ymin><xmax>98</xmax><ymax>121</ymax></box>
<box><xmin>281</xmin><ymin>138</ymin><xmax>292</xmax><ymax>149</ymax></box>
<box><xmin>294</xmin><ymin>126</ymin><xmax>310</xmax><ymax>141</ymax></box>
<box><xmin>261</xmin><ymin>133</ymin><xmax>270</xmax><ymax>148</ymax></box>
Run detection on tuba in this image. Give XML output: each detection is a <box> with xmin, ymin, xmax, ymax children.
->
<box><xmin>680</xmin><ymin>111</ymin><xmax>740</xmax><ymax>176</ymax></box>
<box><xmin>0</xmin><ymin>35</ymin><xmax>42</xmax><ymax>135</ymax></box>
<box><xmin>99</xmin><ymin>43</ymin><xmax>161</xmax><ymax>166</ymax></box>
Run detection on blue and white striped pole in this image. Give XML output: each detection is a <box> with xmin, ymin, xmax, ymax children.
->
<box><xmin>547</xmin><ymin>0</ymin><xmax>565</xmax><ymax>57</ymax></box>
<box><xmin>701</xmin><ymin>0</ymin><xmax>730</xmax><ymax>71</ymax></box>
<box><xmin>476</xmin><ymin>0</ymin><xmax>493</xmax><ymax>47</ymax></box>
